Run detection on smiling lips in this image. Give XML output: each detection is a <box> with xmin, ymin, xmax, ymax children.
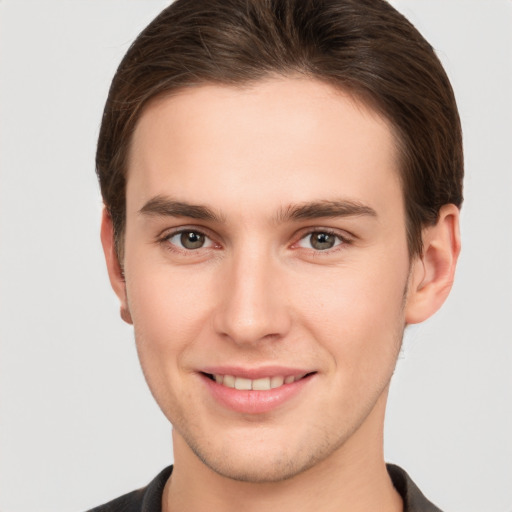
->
<box><xmin>201</xmin><ymin>369</ymin><xmax>315</xmax><ymax>414</ymax></box>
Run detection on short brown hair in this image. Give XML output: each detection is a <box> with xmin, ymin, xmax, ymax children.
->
<box><xmin>96</xmin><ymin>0</ymin><xmax>463</xmax><ymax>259</ymax></box>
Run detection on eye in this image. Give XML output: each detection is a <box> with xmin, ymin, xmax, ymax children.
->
<box><xmin>297</xmin><ymin>231</ymin><xmax>344</xmax><ymax>251</ymax></box>
<box><xmin>166</xmin><ymin>230</ymin><xmax>214</xmax><ymax>250</ymax></box>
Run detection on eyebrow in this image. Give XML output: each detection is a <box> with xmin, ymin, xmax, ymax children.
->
<box><xmin>139</xmin><ymin>196</ymin><xmax>377</xmax><ymax>223</ymax></box>
<box><xmin>139</xmin><ymin>195</ymin><xmax>225</xmax><ymax>222</ymax></box>
<box><xmin>275</xmin><ymin>200</ymin><xmax>377</xmax><ymax>222</ymax></box>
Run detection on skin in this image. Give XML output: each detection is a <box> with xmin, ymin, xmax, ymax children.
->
<box><xmin>102</xmin><ymin>78</ymin><xmax>460</xmax><ymax>512</ymax></box>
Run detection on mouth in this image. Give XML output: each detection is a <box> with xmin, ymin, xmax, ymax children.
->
<box><xmin>202</xmin><ymin>372</ymin><xmax>314</xmax><ymax>391</ymax></box>
<box><xmin>199</xmin><ymin>365</ymin><xmax>317</xmax><ymax>413</ymax></box>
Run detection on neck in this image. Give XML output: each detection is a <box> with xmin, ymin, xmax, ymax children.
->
<box><xmin>163</xmin><ymin>392</ymin><xmax>402</xmax><ymax>512</ymax></box>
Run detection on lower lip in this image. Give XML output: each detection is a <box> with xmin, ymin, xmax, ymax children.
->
<box><xmin>200</xmin><ymin>374</ymin><xmax>314</xmax><ymax>414</ymax></box>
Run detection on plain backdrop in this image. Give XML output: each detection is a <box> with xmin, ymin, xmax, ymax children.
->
<box><xmin>0</xmin><ymin>1</ymin><xmax>511</xmax><ymax>511</ymax></box>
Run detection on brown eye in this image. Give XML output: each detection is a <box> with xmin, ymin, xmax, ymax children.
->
<box><xmin>165</xmin><ymin>230</ymin><xmax>213</xmax><ymax>251</ymax></box>
<box><xmin>180</xmin><ymin>231</ymin><xmax>205</xmax><ymax>249</ymax></box>
<box><xmin>297</xmin><ymin>231</ymin><xmax>343</xmax><ymax>251</ymax></box>
<box><xmin>310</xmin><ymin>232</ymin><xmax>336</xmax><ymax>250</ymax></box>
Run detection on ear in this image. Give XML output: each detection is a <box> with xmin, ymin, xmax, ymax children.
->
<box><xmin>100</xmin><ymin>208</ymin><xmax>133</xmax><ymax>325</ymax></box>
<box><xmin>405</xmin><ymin>204</ymin><xmax>461</xmax><ymax>324</ymax></box>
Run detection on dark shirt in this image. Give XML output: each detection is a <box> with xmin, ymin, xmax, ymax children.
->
<box><xmin>87</xmin><ymin>464</ymin><xmax>442</xmax><ymax>512</ymax></box>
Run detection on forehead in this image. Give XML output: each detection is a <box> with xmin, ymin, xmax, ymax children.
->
<box><xmin>126</xmin><ymin>78</ymin><xmax>402</xmax><ymax>221</ymax></box>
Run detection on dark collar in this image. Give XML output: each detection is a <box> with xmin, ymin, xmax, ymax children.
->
<box><xmin>387</xmin><ymin>464</ymin><xmax>443</xmax><ymax>512</ymax></box>
<box><xmin>88</xmin><ymin>464</ymin><xmax>443</xmax><ymax>512</ymax></box>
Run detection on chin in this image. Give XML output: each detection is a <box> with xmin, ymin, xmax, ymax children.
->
<box><xmin>198</xmin><ymin>451</ymin><xmax>319</xmax><ymax>483</ymax></box>
<box><xmin>182</xmin><ymin>426</ymin><xmax>337</xmax><ymax>484</ymax></box>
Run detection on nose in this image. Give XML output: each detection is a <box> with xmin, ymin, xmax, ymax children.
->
<box><xmin>213</xmin><ymin>246</ymin><xmax>292</xmax><ymax>346</ymax></box>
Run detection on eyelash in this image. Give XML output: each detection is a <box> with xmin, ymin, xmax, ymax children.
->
<box><xmin>158</xmin><ymin>227</ymin><xmax>219</xmax><ymax>254</ymax></box>
<box><xmin>157</xmin><ymin>227</ymin><xmax>352</xmax><ymax>255</ymax></box>
<box><xmin>293</xmin><ymin>228</ymin><xmax>351</xmax><ymax>253</ymax></box>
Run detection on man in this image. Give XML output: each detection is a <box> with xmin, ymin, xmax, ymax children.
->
<box><xmin>90</xmin><ymin>0</ymin><xmax>462</xmax><ymax>510</ymax></box>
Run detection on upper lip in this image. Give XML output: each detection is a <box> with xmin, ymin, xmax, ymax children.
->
<box><xmin>200</xmin><ymin>365</ymin><xmax>315</xmax><ymax>380</ymax></box>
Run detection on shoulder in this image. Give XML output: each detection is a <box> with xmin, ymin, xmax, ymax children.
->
<box><xmin>86</xmin><ymin>466</ymin><xmax>173</xmax><ymax>512</ymax></box>
<box><xmin>387</xmin><ymin>464</ymin><xmax>443</xmax><ymax>512</ymax></box>
<box><xmin>86</xmin><ymin>488</ymin><xmax>146</xmax><ymax>512</ymax></box>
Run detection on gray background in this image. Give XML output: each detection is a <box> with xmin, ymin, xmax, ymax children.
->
<box><xmin>0</xmin><ymin>1</ymin><xmax>511</xmax><ymax>511</ymax></box>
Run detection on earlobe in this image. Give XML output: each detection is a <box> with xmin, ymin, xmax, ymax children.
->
<box><xmin>100</xmin><ymin>208</ymin><xmax>133</xmax><ymax>325</ymax></box>
<box><xmin>405</xmin><ymin>204</ymin><xmax>461</xmax><ymax>324</ymax></box>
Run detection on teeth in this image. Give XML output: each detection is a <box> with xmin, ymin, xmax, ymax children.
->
<box><xmin>235</xmin><ymin>377</ymin><xmax>252</xmax><ymax>390</ymax></box>
<box><xmin>270</xmin><ymin>376</ymin><xmax>284</xmax><ymax>388</ymax></box>
<box><xmin>212</xmin><ymin>373</ymin><xmax>306</xmax><ymax>390</ymax></box>
<box><xmin>223</xmin><ymin>375</ymin><xmax>235</xmax><ymax>388</ymax></box>
<box><xmin>253</xmin><ymin>377</ymin><xmax>271</xmax><ymax>391</ymax></box>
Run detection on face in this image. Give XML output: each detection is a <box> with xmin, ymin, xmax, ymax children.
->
<box><xmin>119</xmin><ymin>78</ymin><xmax>413</xmax><ymax>482</ymax></box>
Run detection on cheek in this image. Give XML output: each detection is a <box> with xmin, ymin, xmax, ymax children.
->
<box><xmin>124</xmin><ymin>267</ymin><xmax>217</xmax><ymax>427</ymax></box>
<box><xmin>294</xmin><ymin>254</ymin><xmax>409</xmax><ymax>371</ymax></box>
<box><xmin>124</xmin><ymin>260</ymin><xmax>215</xmax><ymax>387</ymax></box>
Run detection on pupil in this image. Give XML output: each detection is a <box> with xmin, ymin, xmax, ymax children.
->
<box><xmin>181</xmin><ymin>231</ymin><xmax>204</xmax><ymax>249</ymax></box>
<box><xmin>311</xmin><ymin>232</ymin><xmax>335</xmax><ymax>250</ymax></box>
